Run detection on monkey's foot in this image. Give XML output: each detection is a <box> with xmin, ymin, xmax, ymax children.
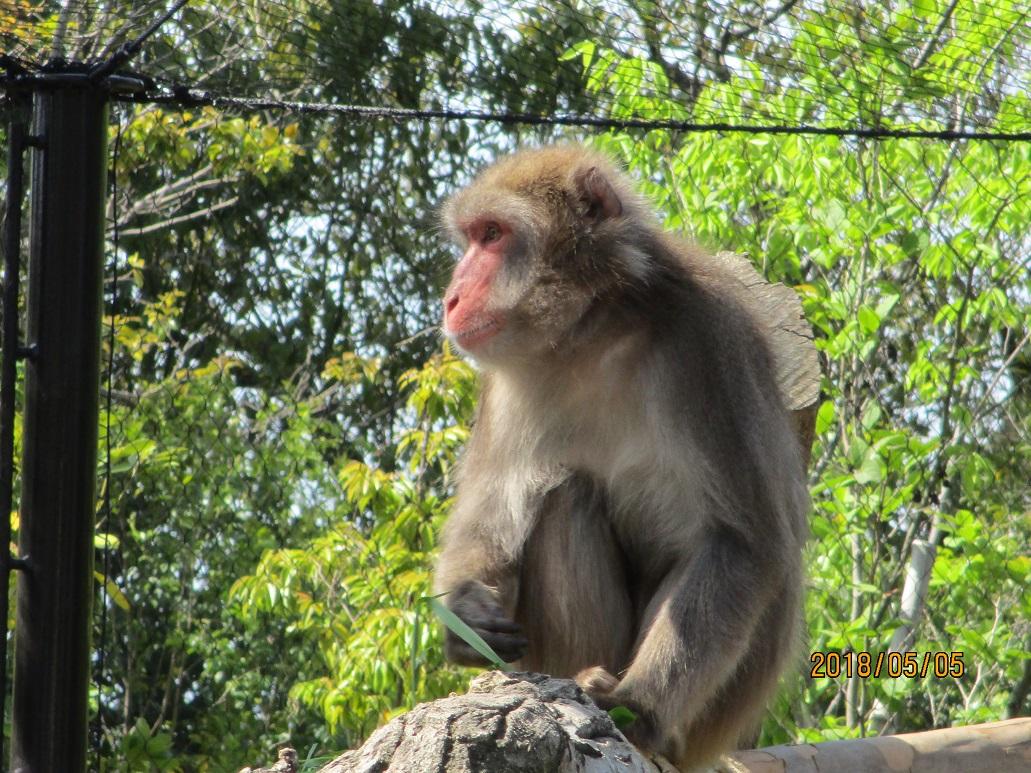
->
<box><xmin>574</xmin><ymin>665</ymin><xmax>621</xmax><ymax>695</ymax></box>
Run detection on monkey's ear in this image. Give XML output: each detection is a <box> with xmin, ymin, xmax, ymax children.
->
<box><xmin>576</xmin><ymin>166</ymin><xmax>623</xmax><ymax>223</ymax></box>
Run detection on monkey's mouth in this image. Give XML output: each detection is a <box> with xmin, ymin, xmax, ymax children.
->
<box><xmin>451</xmin><ymin>317</ymin><xmax>502</xmax><ymax>349</ymax></box>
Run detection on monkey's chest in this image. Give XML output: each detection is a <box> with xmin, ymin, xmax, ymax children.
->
<box><xmin>499</xmin><ymin>373</ymin><xmax>706</xmax><ymax>553</ymax></box>
<box><xmin>550</xmin><ymin>431</ymin><xmax>707</xmax><ymax>562</ymax></box>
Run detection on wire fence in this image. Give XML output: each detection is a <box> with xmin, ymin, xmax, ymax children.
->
<box><xmin>1</xmin><ymin>0</ymin><xmax>1029</xmax><ymax>769</ymax></box>
<box><xmin>5</xmin><ymin>0</ymin><xmax>1030</xmax><ymax>133</ymax></box>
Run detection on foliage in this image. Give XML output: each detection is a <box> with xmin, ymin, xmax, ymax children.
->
<box><xmin>228</xmin><ymin>346</ymin><xmax>477</xmax><ymax>745</ymax></box>
<box><xmin>95</xmin><ymin>290</ymin><xmax>340</xmax><ymax>769</ymax></box>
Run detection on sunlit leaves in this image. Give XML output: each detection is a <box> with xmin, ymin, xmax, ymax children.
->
<box><xmin>229</xmin><ymin>343</ymin><xmax>476</xmax><ymax>741</ymax></box>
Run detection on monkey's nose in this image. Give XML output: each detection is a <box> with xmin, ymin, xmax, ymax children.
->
<box><xmin>446</xmin><ymin>294</ymin><xmax>460</xmax><ymax>315</ymax></box>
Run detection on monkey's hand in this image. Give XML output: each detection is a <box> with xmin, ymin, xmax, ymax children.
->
<box><xmin>444</xmin><ymin>580</ymin><xmax>528</xmax><ymax>666</ymax></box>
<box><xmin>577</xmin><ymin>668</ymin><xmax>661</xmax><ymax>754</ymax></box>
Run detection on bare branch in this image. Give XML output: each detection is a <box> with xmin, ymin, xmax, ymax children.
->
<box><xmin>118</xmin><ymin>197</ymin><xmax>240</xmax><ymax>237</ymax></box>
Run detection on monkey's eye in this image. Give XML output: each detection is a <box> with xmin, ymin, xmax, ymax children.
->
<box><xmin>483</xmin><ymin>222</ymin><xmax>502</xmax><ymax>244</ymax></box>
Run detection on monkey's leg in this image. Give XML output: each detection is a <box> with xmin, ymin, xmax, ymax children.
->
<box><xmin>680</xmin><ymin>575</ymin><xmax>802</xmax><ymax>762</ymax></box>
<box><xmin>515</xmin><ymin>473</ymin><xmax>635</xmax><ymax>679</ymax></box>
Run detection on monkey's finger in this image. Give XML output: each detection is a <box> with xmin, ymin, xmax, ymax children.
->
<box><xmin>492</xmin><ymin>645</ymin><xmax>527</xmax><ymax>663</ymax></box>
<box><xmin>444</xmin><ymin>638</ymin><xmax>492</xmax><ymax>667</ymax></box>
<box><xmin>472</xmin><ymin>615</ymin><xmax>524</xmax><ymax>635</ymax></box>
<box><xmin>477</xmin><ymin>631</ymin><xmax>528</xmax><ymax>661</ymax></box>
<box><xmin>446</xmin><ymin>634</ymin><xmax>525</xmax><ymax>664</ymax></box>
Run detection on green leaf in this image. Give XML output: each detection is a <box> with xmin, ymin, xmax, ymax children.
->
<box><xmin>815</xmin><ymin>401</ymin><xmax>836</xmax><ymax>435</ymax></box>
<box><xmin>860</xmin><ymin>403</ymin><xmax>882</xmax><ymax>429</ymax></box>
<box><xmin>146</xmin><ymin>731</ymin><xmax>172</xmax><ymax>755</ymax></box>
<box><xmin>912</xmin><ymin>0</ymin><xmax>936</xmax><ymax>19</ymax></box>
<box><xmin>874</xmin><ymin>292</ymin><xmax>900</xmax><ymax>319</ymax></box>
<box><xmin>816</xmin><ymin>200</ymin><xmax>847</xmax><ymax>233</ymax></box>
<box><xmin>94</xmin><ymin>531</ymin><xmax>121</xmax><ymax>550</ymax></box>
<box><xmin>857</xmin><ymin>305</ymin><xmax>880</xmax><ymax>334</ymax></box>
<box><xmin>609</xmin><ymin>705</ymin><xmax>637</xmax><ymax>729</ymax></box>
<box><xmin>559</xmin><ymin>40</ymin><xmax>593</xmax><ymax>64</ymax></box>
<box><xmin>428</xmin><ymin>597</ymin><xmax>510</xmax><ymax>671</ymax></box>
<box><xmin>855</xmin><ymin>446</ymin><xmax>885</xmax><ymax>485</ymax></box>
<box><xmin>95</xmin><ymin>570</ymin><xmax>130</xmax><ymax>611</ymax></box>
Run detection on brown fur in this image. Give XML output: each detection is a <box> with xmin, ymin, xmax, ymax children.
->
<box><xmin>435</xmin><ymin>144</ymin><xmax>809</xmax><ymax>771</ymax></box>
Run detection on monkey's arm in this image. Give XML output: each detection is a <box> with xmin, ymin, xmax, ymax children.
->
<box><xmin>435</xmin><ymin>526</ymin><xmax>527</xmax><ymax>664</ymax></box>
<box><xmin>435</xmin><ymin>578</ymin><xmax>527</xmax><ymax>665</ymax></box>
<box><xmin>433</xmin><ymin>450</ymin><xmax>529</xmax><ymax>665</ymax></box>
<box><xmin>594</xmin><ymin>529</ymin><xmax>790</xmax><ymax>754</ymax></box>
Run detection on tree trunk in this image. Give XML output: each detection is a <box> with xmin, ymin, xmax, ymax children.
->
<box><xmin>320</xmin><ymin>671</ymin><xmax>678</xmax><ymax>772</ymax></box>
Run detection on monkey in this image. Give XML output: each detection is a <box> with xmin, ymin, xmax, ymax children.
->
<box><xmin>433</xmin><ymin>144</ymin><xmax>812</xmax><ymax>770</ymax></box>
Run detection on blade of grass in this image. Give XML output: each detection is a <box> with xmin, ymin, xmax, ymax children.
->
<box><xmin>427</xmin><ymin>597</ymin><xmax>511</xmax><ymax>671</ymax></box>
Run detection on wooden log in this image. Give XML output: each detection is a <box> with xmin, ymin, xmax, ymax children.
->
<box><xmin>721</xmin><ymin>717</ymin><xmax>1031</xmax><ymax>773</ymax></box>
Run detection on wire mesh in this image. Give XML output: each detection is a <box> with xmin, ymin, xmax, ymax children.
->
<box><xmin>3</xmin><ymin>1</ymin><xmax>1028</xmax><ymax>133</ymax></box>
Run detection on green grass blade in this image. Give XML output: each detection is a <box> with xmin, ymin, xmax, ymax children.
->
<box><xmin>428</xmin><ymin>597</ymin><xmax>511</xmax><ymax>671</ymax></box>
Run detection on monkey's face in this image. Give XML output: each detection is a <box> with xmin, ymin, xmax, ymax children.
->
<box><xmin>440</xmin><ymin>194</ymin><xmax>591</xmax><ymax>362</ymax></box>
<box><xmin>441</xmin><ymin>149</ymin><xmax>644</xmax><ymax>364</ymax></box>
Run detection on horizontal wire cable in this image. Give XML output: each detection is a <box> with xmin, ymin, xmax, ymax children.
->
<box><xmin>115</xmin><ymin>90</ymin><xmax>1031</xmax><ymax>141</ymax></box>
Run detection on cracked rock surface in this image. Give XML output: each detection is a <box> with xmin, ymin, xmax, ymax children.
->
<box><xmin>320</xmin><ymin>671</ymin><xmax>677</xmax><ymax>773</ymax></box>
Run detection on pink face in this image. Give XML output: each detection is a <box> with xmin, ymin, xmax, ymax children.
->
<box><xmin>442</xmin><ymin>218</ymin><xmax>511</xmax><ymax>352</ymax></box>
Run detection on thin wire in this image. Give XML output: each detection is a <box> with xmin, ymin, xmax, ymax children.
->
<box><xmin>89</xmin><ymin>0</ymin><xmax>192</xmax><ymax>81</ymax></box>
<box><xmin>92</xmin><ymin>107</ymin><xmax>122</xmax><ymax>766</ymax></box>
<box><xmin>116</xmin><ymin>91</ymin><xmax>1031</xmax><ymax>141</ymax></box>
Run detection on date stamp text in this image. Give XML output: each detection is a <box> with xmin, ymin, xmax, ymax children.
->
<box><xmin>810</xmin><ymin>650</ymin><xmax>965</xmax><ymax>679</ymax></box>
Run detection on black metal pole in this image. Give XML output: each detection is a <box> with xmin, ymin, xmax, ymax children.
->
<box><xmin>10</xmin><ymin>83</ymin><xmax>108</xmax><ymax>773</ymax></box>
<box><xmin>0</xmin><ymin>97</ymin><xmax>30</xmax><ymax>773</ymax></box>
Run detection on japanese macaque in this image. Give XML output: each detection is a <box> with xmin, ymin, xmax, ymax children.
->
<box><xmin>434</xmin><ymin>144</ymin><xmax>814</xmax><ymax>770</ymax></box>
